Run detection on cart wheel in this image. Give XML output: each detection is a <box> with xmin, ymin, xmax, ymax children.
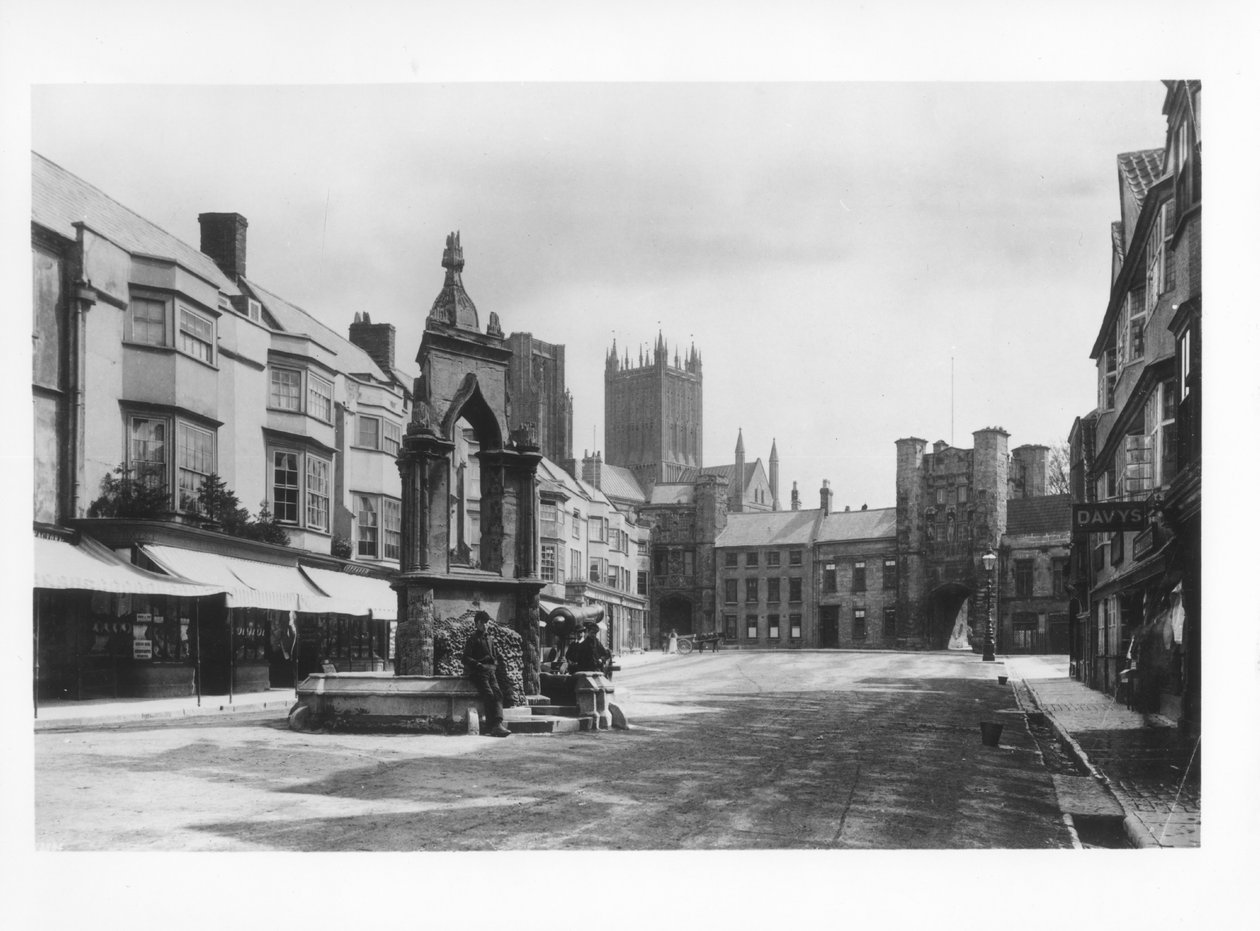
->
<box><xmin>677</xmin><ymin>638</ymin><xmax>693</xmax><ymax>655</ymax></box>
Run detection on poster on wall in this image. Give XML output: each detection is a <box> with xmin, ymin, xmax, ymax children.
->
<box><xmin>133</xmin><ymin>639</ymin><xmax>153</xmax><ymax>660</ymax></box>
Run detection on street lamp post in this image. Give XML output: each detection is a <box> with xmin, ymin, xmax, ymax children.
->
<box><xmin>981</xmin><ymin>546</ymin><xmax>997</xmax><ymax>662</ymax></box>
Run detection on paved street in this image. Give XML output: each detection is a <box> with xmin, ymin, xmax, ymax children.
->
<box><xmin>35</xmin><ymin>650</ymin><xmax>1074</xmax><ymax>850</ymax></box>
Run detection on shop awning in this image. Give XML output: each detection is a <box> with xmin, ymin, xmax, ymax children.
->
<box><xmin>34</xmin><ymin>534</ymin><xmax>225</xmax><ymax>597</ymax></box>
<box><xmin>299</xmin><ymin>566</ymin><xmax>397</xmax><ymax>620</ymax></box>
<box><xmin>140</xmin><ymin>545</ymin><xmax>358</xmax><ymax>614</ymax></box>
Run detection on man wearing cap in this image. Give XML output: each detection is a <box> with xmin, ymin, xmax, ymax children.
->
<box><xmin>462</xmin><ymin>611</ymin><xmax>511</xmax><ymax>737</ymax></box>
<box><xmin>568</xmin><ymin>620</ymin><xmax>612</xmax><ymax>675</ymax></box>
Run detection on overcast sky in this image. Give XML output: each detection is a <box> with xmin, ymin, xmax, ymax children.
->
<box><xmin>31</xmin><ymin>82</ymin><xmax>1169</xmax><ymax>507</ymax></box>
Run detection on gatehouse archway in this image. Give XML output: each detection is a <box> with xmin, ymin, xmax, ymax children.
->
<box><xmin>926</xmin><ymin>582</ymin><xmax>975</xmax><ymax>651</ymax></box>
<box><xmin>659</xmin><ymin>595</ymin><xmax>694</xmax><ymax>639</ymax></box>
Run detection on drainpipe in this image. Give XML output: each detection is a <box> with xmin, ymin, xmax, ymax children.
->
<box><xmin>68</xmin><ymin>224</ymin><xmax>96</xmax><ymax>518</ymax></box>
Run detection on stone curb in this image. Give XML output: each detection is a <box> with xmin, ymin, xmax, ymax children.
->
<box><xmin>33</xmin><ymin>699</ymin><xmax>294</xmax><ymax>732</ymax></box>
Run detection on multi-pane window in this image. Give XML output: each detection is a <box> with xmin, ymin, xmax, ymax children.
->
<box><xmin>789</xmin><ymin>615</ymin><xmax>802</xmax><ymax>639</ymax></box>
<box><xmin>852</xmin><ymin>561</ymin><xmax>866</xmax><ymax>592</ymax></box>
<box><xmin>272</xmin><ymin>451</ymin><xmax>300</xmax><ymax>522</ymax></box>
<box><xmin>1052</xmin><ymin>558</ymin><xmax>1067</xmax><ymax>597</ymax></box>
<box><xmin>1099</xmin><ymin>348</ymin><xmax>1118</xmax><ymax>411</ymax></box>
<box><xmin>570</xmin><ymin>549</ymin><xmax>582</xmax><ymax>582</ymax></box>
<box><xmin>357</xmin><ymin>415</ymin><xmax>381</xmax><ymax>449</ymax></box>
<box><xmin>724</xmin><ymin>551</ymin><xmax>738</xmax><ymax>568</ymax></box>
<box><xmin>789</xmin><ymin>550</ymin><xmax>802</xmax><ymax>567</ymax></box>
<box><xmin>745</xmin><ymin>579</ymin><xmax>759</xmax><ymax>603</ymax></box>
<box><xmin>746</xmin><ymin>618</ymin><xmax>758</xmax><ymax>640</ymax></box>
<box><xmin>1146</xmin><ymin>380</ymin><xmax>1178</xmax><ymax>486</ymax></box>
<box><xmin>746</xmin><ymin>552</ymin><xmax>759</xmax><ymax>567</ymax></box>
<box><xmin>823</xmin><ymin>563</ymin><xmax>837</xmax><ymax>593</ymax></box>
<box><xmin>176</xmin><ymin>422</ymin><xmax>214</xmax><ymax>512</ymax></box>
<box><xmin>637</xmin><ymin>570</ymin><xmax>648</xmax><ymax>595</ymax></box>
<box><xmin>724</xmin><ymin>579</ymin><xmax>738</xmax><ymax>603</ymax></box>
<box><xmin>1123</xmin><ymin>288</ymin><xmax>1147</xmax><ymax>363</ymax></box>
<box><xmin>306</xmin><ymin>455</ymin><xmax>330</xmax><ymax>532</ymax></box>
<box><xmin>308</xmin><ymin>374</ymin><xmax>333</xmax><ymax>423</ymax></box>
<box><xmin>768</xmin><ymin>615</ymin><xmax>780</xmax><ymax>639</ymax></box>
<box><xmin>541</xmin><ymin>503</ymin><xmax>560</xmax><ymax>538</ymax></box>
<box><xmin>357</xmin><ymin>495</ymin><xmax>379</xmax><ymax>557</ymax></box>
<box><xmin>1015</xmin><ymin>560</ymin><xmax>1034</xmax><ymax>598</ymax></box>
<box><xmin>589</xmin><ymin>557</ymin><xmax>605</xmax><ymax>584</ymax></box>
<box><xmin>883</xmin><ymin>558</ymin><xmax>897</xmax><ymax>589</ymax></box>
<box><xmin>130</xmin><ymin>417</ymin><xmax>167</xmax><ymax>490</ymax></box>
<box><xmin>852</xmin><ymin>608</ymin><xmax>867</xmax><ymax>640</ymax></box>
<box><xmin>883</xmin><ymin>606</ymin><xmax>897</xmax><ymax>638</ymax></box>
<box><xmin>572</xmin><ymin>510</ymin><xmax>582</xmax><ymax>539</ymax></box>
<box><xmin>724</xmin><ymin>615</ymin><xmax>737</xmax><ymax>640</ymax></box>
<box><xmin>383</xmin><ymin>420</ymin><xmax>402</xmax><ymax>456</ymax></box>
<box><xmin>766</xmin><ymin>551</ymin><xmax>780</xmax><ymax>568</ymax></box>
<box><xmin>540</xmin><ymin>543</ymin><xmax>557</xmax><ymax>582</ymax></box>
<box><xmin>789</xmin><ymin>577</ymin><xmax>803</xmax><ymax>602</ymax></box>
<box><xmin>382</xmin><ymin>498</ymin><xmax>401</xmax><ymax>560</ymax></box>
<box><xmin>270</xmin><ymin>368</ymin><xmax>302</xmax><ymax>411</ymax></box>
<box><xmin>607</xmin><ymin>563</ymin><xmax>618</xmax><ymax>588</ymax></box>
<box><xmin>1123</xmin><ymin>432</ymin><xmax>1154</xmax><ymax>495</ymax></box>
<box><xmin>130</xmin><ymin>297</ymin><xmax>166</xmax><ymax>346</ymax></box>
<box><xmin>178</xmin><ymin>307</ymin><xmax>215</xmax><ymax>363</ymax></box>
<box><xmin>637</xmin><ymin>540</ymin><xmax>647</xmax><ymax>556</ymax></box>
<box><xmin>767</xmin><ymin>577</ymin><xmax>781</xmax><ymax>603</ymax></box>
<box><xmin>1146</xmin><ymin>204</ymin><xmax>1166</xmax><ymax>311</ymax></box>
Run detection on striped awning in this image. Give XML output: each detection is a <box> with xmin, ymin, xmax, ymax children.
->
<box><xmin>34</xmin><ymin>534</ymin><xmax>225</xmax><ymax>597</ymax></box>
<box><xmin>141</xmin><ymin>545</ymin><xmax>357</xmax><ymax>613</ymax></box>
<box><xmin>300</xmin><ymin>566</ymin><xmax>397</xmax><ymax>620</ymax></box>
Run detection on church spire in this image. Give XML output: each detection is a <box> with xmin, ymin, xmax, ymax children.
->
<box><xmin>769</xmin><ymin>438</ymin><xmax>780</xmax><ymax>511</ymax></box>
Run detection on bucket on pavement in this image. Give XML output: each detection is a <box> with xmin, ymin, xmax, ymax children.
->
<box><xmin>979</xmin><ymin>722</ymin><xmax>1004</xmax><ymax>747</ymax></box>
<box><xmin>997</xmin><ymin>675</ymin><xmax>1009</xmax><ymax>685</ymax></box>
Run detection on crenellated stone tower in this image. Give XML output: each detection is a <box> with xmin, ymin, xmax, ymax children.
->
<box><xmin>604</xmin><ymin>333</ymin><xmax>702</xmax><ymax>490</ymax></box>
<box><xmin>394</xmin><ymin>232</ymin><xmax>544</xmax><ymax>691</ymax></box>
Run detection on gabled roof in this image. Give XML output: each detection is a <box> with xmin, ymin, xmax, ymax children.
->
<box><xmin>715</xmin><ymin>509</ymin><xmax>820</xmax><ymax>548</ymax></box>
<box><xmin>817</xmin><ymin>507</ymin><xmax>897</xmax><ymax>543</ymax></box>
<box><xmin>599</xmin><ymin>463</ymin><xmax>646</xmax><ymax>504</ymax></box>
<box><xmin>1117</xmin><ymin>149</ymin><xmax>1165</xmax><ymax>207</ymax></box>
<box><xmin>1005</xmin><ymin>494</ymin><xmax>1072</xmax><ymax>537</ymax></box>
<box><xmin>32</xmin><ymin>152</ymin><xmax>238</xmax><ymax>294</ymax></box>
<box><xmin>244</xmin><ymin>277</ymin><xmax>399</xmax><ymax>385</ymax></box>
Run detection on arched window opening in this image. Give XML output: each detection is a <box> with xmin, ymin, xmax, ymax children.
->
<box><xmin>450</xmin><ymin>417</ymin><xmax>481</xmax><ymax>566</ymax></box>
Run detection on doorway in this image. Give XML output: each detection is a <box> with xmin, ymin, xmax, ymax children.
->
<box><xmin>820</xmin><ymin>605</ymin><xmax>839</xmax><ymax>648</ymax></box>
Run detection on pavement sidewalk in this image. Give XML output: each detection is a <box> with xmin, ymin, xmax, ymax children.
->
<box><xmin>1005</xmin><ymin>655</ymin><xmax>1201</xmax><ymax>849</ymax></box>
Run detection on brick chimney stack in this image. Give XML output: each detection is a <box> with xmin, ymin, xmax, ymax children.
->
<box><xmin>349</xmin><ymin>312</ymin><xmax>397</xmax><ymax>374</ymax></box>
<box><xmin>820</xmin><ymin>479</ymin><xmax>833</xmax><ymax>516</ymax></box>
<box><xmin>790</xmin><ymin>481</ymin><xmax>800</xmax><ymax>511</ymax></box>
<box><xmin>581</xmin><ymin>450</ymin><xmax>603</xmax><ymax>490</ymax></box>
<box><xmin>198</xmin><ymin>212</ymin><xmax>249</xmax><ymax>281</ymax></box>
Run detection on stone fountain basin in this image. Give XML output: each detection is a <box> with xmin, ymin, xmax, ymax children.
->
<box><xmin>288</xmin><ymin>673</ymin><xmax>484</xmax><ymax>734</ymax></box>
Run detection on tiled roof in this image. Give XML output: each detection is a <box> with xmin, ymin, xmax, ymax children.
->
<box><xmin>680</xmin><ymin>462</ymin><xmax>756</xmax><ymax>490</ymax></box>
<box><xmin>715</xmin><ymin>509</ymin><xmax>821</xmax><ymax>548</ymax></box>
<box><xmin>1005</xmin><ymin>494</ymin><xmax>1072</xmax><ymax>537</ymax></box>
<box><xmin>243</xmin><ymin>277</ymin><xmax>392</xmax><ymax>384</ymax></box>
<box><xmin>648</xmin><ymin>484</ymin><xmax>695</xmax><ymax>505</ymax></box>
<box><xmin>32</xmin><ymin>152</ymin><xmax>238</xmax><ymax>294</ymax></box>
<box><xmin>538</xmin><ymin>458</ymin><xmax>590</xmax><ymax>502</ymax></box>
<box><xmin>817</xmin><ymin>507</ymin><xmax>897</xmax><ymax>543</ymax></box>
<box><xmin>1111</xmin><ymin>221</ymin><xmax>1126</xmax><ymax>262</ymax></box>
<box><xmin>599</xmin><ymin>463</ymin><xmax>646</xmax><ymax>503</ymax></box>
<box><xmin>1117</xmin><ymin>149</ymin><xmax>1166</xmax><ymax>206</ymax></box>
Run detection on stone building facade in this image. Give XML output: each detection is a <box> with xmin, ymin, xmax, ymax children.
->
<box><xmin>506</xmin><ymin>332</ymin><xmax>573</xmax><ymax>466</ymax></box>
<box><xmin>604</xmin><ymin>334</ymin><xmax>702</xmax><ymax>488</ymax></box>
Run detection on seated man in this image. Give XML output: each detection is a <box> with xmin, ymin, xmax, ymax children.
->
<box><xmin>568</xmin><ymin>620</ymin><xmax>612</xmax><ymax>675</ymax></box>
<box><xmin>461</xmin><ymin>611</ymin><xmax>511</xmax><ymax>737</ymax></box>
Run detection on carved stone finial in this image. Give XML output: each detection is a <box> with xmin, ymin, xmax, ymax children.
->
<box><xmin>487</xmin><ymin>310</ymin><xmax>503</xmax><ymax>337</ymax></box>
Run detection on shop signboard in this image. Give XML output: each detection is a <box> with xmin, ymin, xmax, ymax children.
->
<box><xmin>1072</xmin><ymin>501</ymin><xmax>1149</xmax><ymax>532</ymax></box>
<box><xmin>133</xmin><ymin>639</ymin><xmax>153</xmax><ymax>660</ymax></box>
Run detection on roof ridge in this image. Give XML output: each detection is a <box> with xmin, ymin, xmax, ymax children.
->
<box><xmin>34</xmin><ymin>151</ymin><xmax>230</xmax><ymax>286</ymax></box>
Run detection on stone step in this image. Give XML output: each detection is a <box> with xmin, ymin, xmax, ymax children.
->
<box><xmin>525</xmin><ymin>694</ymin><xmax>551</xmax><ymax>707</ymax></box>
<box><xmin>528</xmin><ymin>704</ymin><xmax>583</xmax><ymax>717</ymax></box>
<box><xmin>505</xmin><ymin>714</ymin><xmax>593</xmax><ymax>735</ymax></box>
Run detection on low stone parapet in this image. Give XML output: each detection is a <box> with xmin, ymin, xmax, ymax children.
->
<box><xmin>288</xmin><ymin>673</ymin><xmax>484</xmax><ymax>734</ymax></box>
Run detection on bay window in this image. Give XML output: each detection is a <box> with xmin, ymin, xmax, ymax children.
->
<box><xmin>541</xmin><ymin>543</ymin><xmax>557</xmax><ymax>582</ymax></box>
<box><xmin>269</xmin><ymin>365</ymin><xmax>334</xmax><ymax>423</ymax></box>
<box><xmin>176</xmin><ymin>422</ymin><xmax>215</xmax><ymax>512</ymax></box>
<box><xmin>178</xmin><ymin>306</ymin><xmax>215</xmax><ymax>363</ymax></box>
<box><xmin>127</xmin><ymin>293</ymin><xmax>216</xmax><ymax>365</ymax></box>
<box><xmin>357</xmin><ymin>415</ymin><xmax>381</xmax><ymax>450</ymax></box>
<box><xmin>356</xmin><ymin>495</ymin><xmax>378</xmax><ymax>557</ymax></box>
<box><xmin>382</xmin><ymin>498</ymin><xmax>401</xmax><ymax>560</ymax></box>
<box><xmin>129</xmin><ymin>297</ymin><xmax>166</xmax><ymax>346</ymax></box>
<box><xmin>129</xmin><ymin>416</ymin><xmax>168</xmax><ymax>490</ymax></box>
<box><xmin>126</xmin><ymin>412</ymin><xmax>217</xmax><ymax>513</ymax></box>
<box><xmin>270</xmin><ymin>447</ymin><xmax>332</xmax><ymax>532</ymax></box>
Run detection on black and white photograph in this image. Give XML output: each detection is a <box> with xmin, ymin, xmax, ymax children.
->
<box><xmin>4</xmin><ymin>3</ymin><xmax>1257</xmax><ymax>929</ymax></box>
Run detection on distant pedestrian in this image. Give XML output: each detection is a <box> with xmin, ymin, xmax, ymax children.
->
<box><xmin>667</xmin><ymin>629</ymin><xmax>678</xmax><ymax>654</ymax></box>
<box><xmin>462</xmin><ymin>611</ymin><xmax>511</xmax><ymax>737</ymax></box>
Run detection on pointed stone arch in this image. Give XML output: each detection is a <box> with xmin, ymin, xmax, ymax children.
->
<box><xmin>442</xmin><ymin>373</ymin><xmax>504</xmax><ymax>451</ymax></box>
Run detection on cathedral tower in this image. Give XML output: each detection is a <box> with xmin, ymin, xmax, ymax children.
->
<box><xmin>604</xmin><ymin>334</ymin><xmax>702</xmax><ymax>489</ymax></box>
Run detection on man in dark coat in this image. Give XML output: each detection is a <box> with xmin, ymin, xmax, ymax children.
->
<box><xmin>462</xmin><ymin>611</ymin><xmax>511</xmax><ymax>737</ymax></box>
<box><xmin>569</xmin><ymin>621</ymin><xmax>611</xmax><ymax>674</ymax></box>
